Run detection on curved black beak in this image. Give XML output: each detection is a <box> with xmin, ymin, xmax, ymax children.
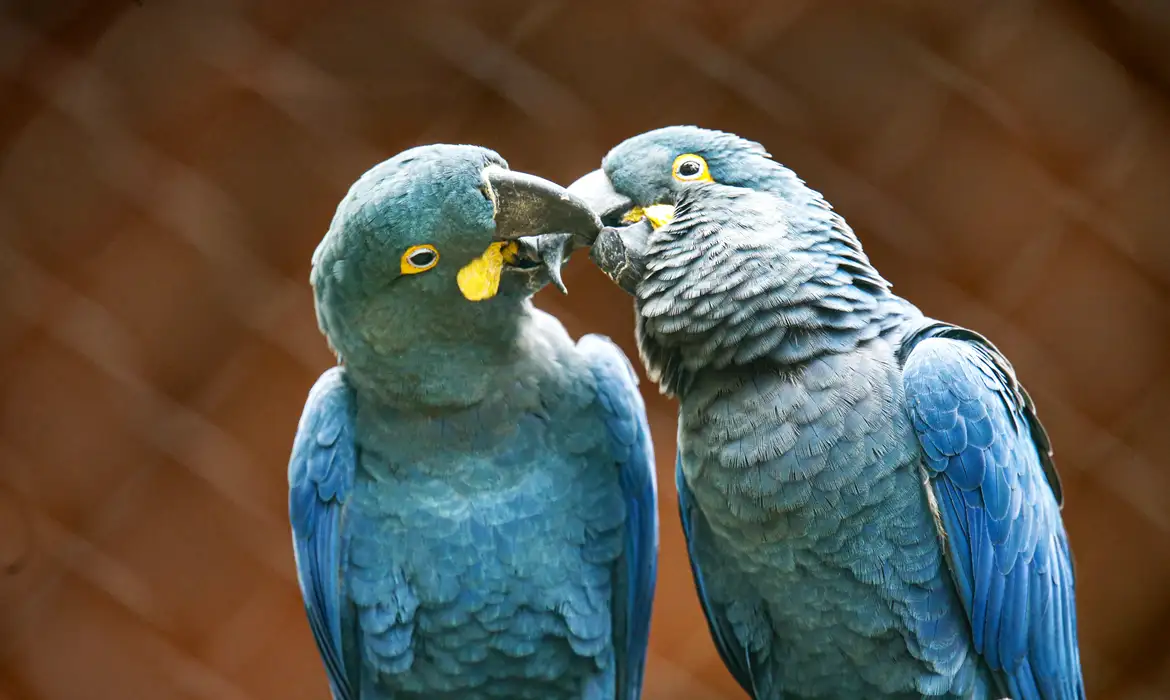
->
<box><xmin>483</xmin><ymin>166</ymin><xmax>601</xmax><ymax>242</ymax></box>
<box><xmin>588</xmin><ymin>219</ymin><xmax>652</xmax><ymax>296</ymax></box>
<box><xmin>566</xmin><ymin>169</ymin><xmax>650</xmax><ymax>297</ymax></box>
<box><xmin>565</xmin><ymin>169</ymin><xmax>634</xmax><ymax>224</ymax></box>
<box><xmin>483</xmin><ymin>166</ymin><xmax>602</xmax><ymax>293</ymax></box>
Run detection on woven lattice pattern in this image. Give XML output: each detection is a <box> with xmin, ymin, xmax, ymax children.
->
<box><xmin>2</xmin><ymin>1</ymin><xmax>1169</xmax><ymax>698</ymax></box>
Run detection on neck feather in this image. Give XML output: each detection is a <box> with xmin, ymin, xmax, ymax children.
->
<box><xmin>331</xmin><ymin>301</ymin><xmax>535</xmax><ymax>411</ymax></box>
<box><xmin>635</xmin><ymin>185</ymin><xmax>913</xmax><ymax>396</ymax></box>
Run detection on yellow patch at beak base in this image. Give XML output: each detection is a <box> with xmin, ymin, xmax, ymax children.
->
<box><xmin>457</xmin><ymin>242</ymin><xmax>519</xmax><ymax>301</ymax></box>
<box><xmin>621</xmin><ymin>204</ymin><xmax>675</xmax><ymax>229</ymax></box>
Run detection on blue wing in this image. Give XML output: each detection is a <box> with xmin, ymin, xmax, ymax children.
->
<box><xmin>901</xmin><ymin>324</ymin><xmax>1084</xmax><ymax>700</ymax></box>
<box><xmin>579</xmin><ymin>334</ymin><xmax>659</xmax><ymax>700</ymax></box>
<box><xmin>288</xmin><ymin>367</ymin><xmax>357</xmax><ymax>700</ymax></box>
<box><xmin>676</xmin><ymin>458</ymin><xmax>762</xmax><ymax>698</ymax></box>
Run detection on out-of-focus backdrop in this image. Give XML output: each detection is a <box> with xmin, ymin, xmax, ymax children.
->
<box><xmin>2</xmin><ymin>1</ymin><xmax>1168</xmax><ymax>698</ymax></box>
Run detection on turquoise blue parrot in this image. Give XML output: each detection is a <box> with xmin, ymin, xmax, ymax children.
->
<box><xmin>558</xmin><ymin>126</ymin><xmax>1082</xmax><ymax>700</ymax></box>
<box><xmin>288</xmin><ymin>144</ymin><xmax>659</xmax><ymax>700</ymax></box>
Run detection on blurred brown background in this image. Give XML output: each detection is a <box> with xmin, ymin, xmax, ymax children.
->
<box><xmin>2</xmin><ymin>0</ymin><xmax>1169</xmax><ymax>698</ymax></box>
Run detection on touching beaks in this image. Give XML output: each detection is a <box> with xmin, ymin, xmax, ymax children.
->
<box><xmin>589</xmin><ymin>219</ymin><xmax>653</xmax><ymax>296</ymax></box>
<box><xmin>565</xmin><ymin>169</ymin><xmax>633</xmax><ymax>225</ymax></box>
<box><xmin>473</xmin><ymin>166</ymin><xmax>602</xmax><ymax>297</ymax></box>
<box><xmin>482</xmin><ymin>166</ymin><xmax>601</xmax><ymax>244</ymax></box>
<box><xmin>564</xmin><ymin>169</ymin><xmax>663</xmax><ymax>296</ymax></box>
<box><xmin>465</xmin><ymin>167</ymin><xmax>667</xmax><ymax>301</ymax></box>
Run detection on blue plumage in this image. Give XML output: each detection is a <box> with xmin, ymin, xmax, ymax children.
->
<box><xmin>289</xmin><ymin>367</ymin><xmax>358</xmax><ymax>700</ymax></box>
<box><xmin>902</xmin><ymin>324</ymin><xmax>1079</xmax><ymax>700</ymax></box>
<box><xmin>570</xmin><ymin>126</ymin><xmax>1083</xmax><ymax>699</ymax></box>
<box><xmin>676</xmin><ymin>456</ymin><xmax>760</xmax><ymax>697</ymax></box>
<box><xmin>289</xmin><ymin>145</ymin><xmax>657</xmax><ymax>699</ymax></box>
<box><xmin>581</xmin><ymin>335</ymin><xmax>660</xmax><ymax>699</ymax></box>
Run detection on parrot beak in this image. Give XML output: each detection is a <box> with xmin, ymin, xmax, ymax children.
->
<box><xmin>483</xmin><ymin>166</ymin><xmax>601</xmax><ymax>242</ymax></box>
<box><xmin>586</xmin><ymin>219</ymin><xmax>653</xmax><ymax>296</ymax></box>
<box><xmin>480</xmin><ymin>166</ymin><xmax>602</xmax><ymax>294</ymax></box>
<box><xmin>565</xmin><ymin>169</ymin><xmax>653</xmax><ymax>296</ymax></box>
<box><xmin>564</xmin><ymin>169</ymin><xmax>634</xmax><ymax>225</ymax></box>
<box><xmin>567</xmin><ymin>169</ymin><xmax>676</xmax><ymax>229</ymax></box>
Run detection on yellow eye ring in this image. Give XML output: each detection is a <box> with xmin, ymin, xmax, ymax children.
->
<box><xmin>672</xmin><ymin>153</ymin><xmax>712</xmax><ymax>182</ymax></box>
<box><xmin>400</xmin><ymin>244</ymin><xmax>439</xmax><ymax>274</ymax></box>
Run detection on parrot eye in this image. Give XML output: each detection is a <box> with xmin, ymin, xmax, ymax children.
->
<box><xmin>401</xmin><ymin>244</ymin><xmax>440</xmax><ymax>274</ymax></box>
<box><xmin>672</xmin><ymin>153</ymin><xmax>711</xmax><ymax>182</ymax></box>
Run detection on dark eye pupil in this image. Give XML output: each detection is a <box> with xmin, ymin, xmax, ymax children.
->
<box><xmin>410</xmin><ymin>250</ymin><xmax>435</xmax><ymax>266</ymax></box>
<box><xmin>679</xmin><ymin>160</ymin><xmax>701</xmax><ymax>177</ymax></box>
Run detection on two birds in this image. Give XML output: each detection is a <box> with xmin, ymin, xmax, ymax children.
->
<box><xmin>288</xmin><ymin>128</ymin><xmax>1084</xmax><ymax>699</ymax></box>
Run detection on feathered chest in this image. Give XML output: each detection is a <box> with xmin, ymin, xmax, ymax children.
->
<box><xmin>347</xmin><ymin>443</ymin><xmax>623</xmax><ymax>573</ymax></box>
<box><xmin>676</xmin><ymin>340</ymin><xmax>923</xmax><ymax>541</ymax></box>
<box><xmin>340</xmin><ymin>427</ymin><xmax>627</xmax><ymax>696</ymax></box>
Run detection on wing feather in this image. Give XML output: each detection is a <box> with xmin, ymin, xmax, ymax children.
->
<box><xmin>579</xmin><ymin>334</ymin><xmax>659</xmax><ymax>700</ymax></box>
<box><xmin>902</xmin><ymin>325</ymin><xmax>1083</xmax><ymax>700</ymax></box>
<box><xmin>675</xmin><ymin>457</ymin><xmax>762</xmax><ymax>698</ymax></box>
<box><xmin>289</xmin><ymin>367</ymin><xmax>358</xmax><ymax>700</ymax></box>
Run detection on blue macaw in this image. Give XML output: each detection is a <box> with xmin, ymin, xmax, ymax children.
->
<box><xmin>288</xmin><ymin>144</ymin><xmax>658</xmax><ymax>700</ymax></box>
<box><xmin>560</xmin><ymin>126</ymin><xmax>1083</xmax><ymax>700</ymax></box>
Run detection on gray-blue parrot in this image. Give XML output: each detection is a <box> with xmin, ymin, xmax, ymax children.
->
<box><xmin>560</xmin><ymin>126</ymin><xmax>1082</xmax><ymax>700</ymax></box>
<box><xmin>288</xmin><ymin>144</ymin><xmax>658</xmax><ymax>700</ymax></box>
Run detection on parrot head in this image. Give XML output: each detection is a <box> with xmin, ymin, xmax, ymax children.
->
<box><xmin>562</xmin><ymin>125</ymin><xmax>828</xmax><ymax>293</ymax></box>
<box><xmin>570</xmin><ymin>125</ymin><xmax>779</xmax><ymax>225</ymax></box>
<box><xmin>312</xmin><ymin>144</ymin><xmax>600</xmax><ymax>374</ymax></box>
<box><xmin>563</xmin><ymin>126</ymin><xmax>890</xmax><ymax>394</ymax></box>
